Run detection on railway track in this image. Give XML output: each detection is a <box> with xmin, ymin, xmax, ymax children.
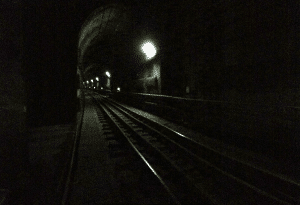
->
<box><xmin>90</xmin><ymin>92</ymin><xmax>299</xmax><ymax>204</ymax></box>
<box><xmin>92</xmin><ymin>97</ymin><xmax>181</xmax><ymax>204</ymax></box>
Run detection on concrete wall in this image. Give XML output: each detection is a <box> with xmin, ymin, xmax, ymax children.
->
<box><xmin>133</xmin><ymin>58</ymin><xmax>161</xmax><ymax>94</ymax></box>
<box><xmin>0</xmin><ymin>1</ymin><xmax>28</xmax><ymax>191</ymax></box>
<box><xmin>23</xmin><ymin>1</ymin><xmax>78</xmax><ymax>127</ymax></box>
<box><xmin>160</xmin><ymin>0</ymin><xmax>299</xmax><ymax>105</ymax></box>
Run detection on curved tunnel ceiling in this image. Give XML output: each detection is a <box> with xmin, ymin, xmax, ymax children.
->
<box><xmin>78</xmin><ymin>3</ymin><xmax>132</xmax><ymax>74</ymax></box>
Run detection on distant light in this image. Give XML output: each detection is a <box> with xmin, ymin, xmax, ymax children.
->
<box><xmin>101</xmin><ymin>87</ymin><xmax>103</xmax><ymax>90</ymax></box>
<box><xmin>96</xmin><ymin>77</ymin><xmax>99</xmax><ymax>81</ymax></box>
<box><xmin>86</xmin><ymin>81</ymin><xmax>89</xmax><ymax>84</ymax></box>
<box><xmin>117</xmin><ymin>87</ymin><xmax>120</xmax><ymax>92</ymax></box>
<box><xmin>94</xmin><ymin>87</ymin><xmax>95</xmax><ymax>89</ymax></box>
<box><xmin>141</xmin><ymin>41</ymin><xmax>156</xmax><ymax>60</ymax></box>
<box><xmin>106</xmin><ymin>71</ymin><xmax>111</xmax><ymax>78</ymax></box>
<box><xmin>91</xmin><ymin>79</ymin><xmax>93</xmax><ymax>82</ymax></box>
<box><xmin>186</xmin><ymin>86</ymin><xmax>190</xmax><ymax>93</ymax></box>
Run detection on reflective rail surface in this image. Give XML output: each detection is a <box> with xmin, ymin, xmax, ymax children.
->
<box><xmin>90</xmin><ymin>95</ymin><xmax>182</xmax><ymax>204</ymax></box>
<box><xmin>89</xmin><ymin>92</ymin><xmax>299</xmax><ymax>204</ymax></box>
<box><xmin>110</xmin><ymin>91</ymin><xmax>300</xmax><ymax>153</ymax></box>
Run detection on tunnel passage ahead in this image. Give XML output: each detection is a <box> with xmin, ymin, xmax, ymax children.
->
<box><xmin>78</xmin><ymin>1</ymin><xmax>299</xmax><ymax>104</ymax></box>
<box><xmin>77</xmin><ymin>2</ymin><xmax>163</xmax><ymax>95</ymax></box>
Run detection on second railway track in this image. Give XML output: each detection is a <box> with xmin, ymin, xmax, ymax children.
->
<box><xmin>90</xmin><ymin>92</ymin><xmax>299</xmax><ymax>205</ymax></box>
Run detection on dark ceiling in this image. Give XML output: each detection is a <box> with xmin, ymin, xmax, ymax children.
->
<box><xmin>78</xmin><ymin>1</ymin><xmax>164</xmax><ymax>83</ymax></box>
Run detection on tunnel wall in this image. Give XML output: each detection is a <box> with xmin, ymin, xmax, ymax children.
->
<box><xmin>131</xmin><ymin>58</ymin><xmax>161</xmax><ymax>94</ymax></box>
<box><xmin>160</xmin><ymin>1</ymin><xmax>299</xmax><ymax>104</ymax></box>
<box><xmin>0</xmin><ymin>1</ymin><xmax>28</xmax><ymax>191</ymax></box>
<box><xmin>23</xmin><ymin>1</ymin><xmax>78</xmax><ymax>127</ymax></box>
<box><xmin>110</xmin><ymin>1</ymin><xmax>300</xmax><ymax>154</ymax></box>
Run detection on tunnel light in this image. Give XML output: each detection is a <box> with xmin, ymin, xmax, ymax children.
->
<box><xmin>101</xmin><ymin>87</ymin><xmax>103</xmax><ymax>90</ymax></box>
<box><xmin>141</xmin><ymin>41</ymin><xmax>156</xmax><ymax>60</ymax></box>
<box><xmin>91</xmin><ymin>79</ymin><xmax>93</xmax><ymax>82</ymax></box>
<box><xmin>117</xmin><ymin>87</ymin><xmax>120</xmax><ymax>92</ymax></box>
<box><xmin>94</xmin><ymin>87</ymin><xmax>96</xmax><ymax>89</ymax></box>
<box><xmin>106</xmin><ymin>71</ymin><xmax>111</xmax><ymax>78</ymax></box>
<box><xmin>96</xmin><ymin>77</ymin><xmax>99</xmax><ymax>81</ymax></box>
<box><xmin>86</xmin><ymin>81</ymin><xmax>89</xmax><ymax>84</ymax></box>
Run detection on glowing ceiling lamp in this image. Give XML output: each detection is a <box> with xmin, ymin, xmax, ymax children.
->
<box><xmin>141</xmin><ymin>41</ymin><xmax>157</xmax><ymax>60</ymax></box>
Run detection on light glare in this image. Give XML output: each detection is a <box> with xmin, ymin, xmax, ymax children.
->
<box><xmin>106</xmin><ymin>71</ymin><xmax>111</xmax><ymax>78</ymax></box>
<box><xmin>141</xmin><ymin>41</ymin><xmax>156</xmax><ymax>60</ymax></box>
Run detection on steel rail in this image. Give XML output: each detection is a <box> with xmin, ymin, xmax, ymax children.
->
<box><xmin>100</xmin><ymin>94</ymin><xmax>297</xmax><ymax>204</ymax></box>
<box><xmin>99</xmin><ymin>100</ymin><xmax>221</xmax><ymax>204</ymax></box>
<box><xmin>92</xmin><ymin>95</ymin><xmax>182</xmax><ymax>205</ymax></box>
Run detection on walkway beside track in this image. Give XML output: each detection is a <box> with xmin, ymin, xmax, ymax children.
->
<box><xmin>1</xmin><ymin>123</ymin><xmax>76</xmax><ymax>204</ymax></box>
<box><xmin>28</xmin><ymin>124</ymin><xmax>76</xmax><ymax>204</ymax></box>
<box><xmin>69</xmin><ymin>95</ymin><xmax>124</xmax><ymax>204</ymax></box>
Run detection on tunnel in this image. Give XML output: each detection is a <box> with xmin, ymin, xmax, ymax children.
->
<box><xmin>1</xmin><ymin>0</ymin><xmax>299</xmax><ymax>204</ymax></box>
<box><xmin>77</xmin><ymin>2</ymin><xmax>163</xmax><ymax>95</ymax></box>
<box><xmin>78</xmin><ymin>0</ymin><xmax>299</xmax><ymax>100</ymax></box>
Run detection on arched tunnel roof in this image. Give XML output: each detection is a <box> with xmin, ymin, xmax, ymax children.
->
<box><xmin>78</xmin><ymin>4</ymin><xmax>132</xmax><ymax>75</ymax></box>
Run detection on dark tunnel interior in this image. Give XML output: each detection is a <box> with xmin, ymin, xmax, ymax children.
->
<box><xmin>0</xmin><ymin>0</ymin><xmax>299</xmax><ymax>204</ymax></box>
<box><xmin>1</xmin><ymin>0</ymin><xmax>298</xmax><ymax>127</ymax></box>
